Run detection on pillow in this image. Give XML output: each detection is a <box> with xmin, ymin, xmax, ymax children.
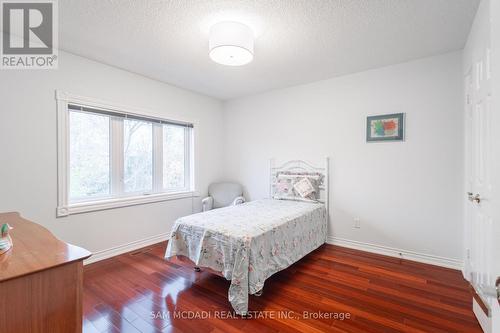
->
<box><xmin>293</xmin><ymin>177</ymin><xmax>315</xmax><ymax>198</ymax></box>
<box><xmin>278</xmin><ymin>173</ymin><xmax>320</xmax><ymax>180</ymax></box>
<box><xmin>272</xmin><ymin>171</ymin><xmax>323</xmax><ymax>201</ymax></box>
<box><xmin>273</xmin><ymin>176</ymin><xmax>295</xmax><ymax>200</ymax></box>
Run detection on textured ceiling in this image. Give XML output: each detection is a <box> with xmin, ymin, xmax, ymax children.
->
<box><xmin>59</xmin><ymin>0</ymin><xmax>479</xmax><ymax>100</ymax></box>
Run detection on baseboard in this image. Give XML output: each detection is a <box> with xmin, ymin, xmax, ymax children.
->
<box><xmin>83</xmin><ymin>233</ymin><xmax>462</xmax><ymax>269</ymax></box>
<box><xmin>473</xmin><ymin>298</ymin><xmax>492</xmax><ymax>333</ymax></box>
<box><xmin>84</xmin><ymin>232</ymin><xmax>170</xmax><ymax>265</ymax></box>
<box><xmin>327</xmin><ymin>236</ymin><xmax>463</xmax><ymax>270</ymax></box>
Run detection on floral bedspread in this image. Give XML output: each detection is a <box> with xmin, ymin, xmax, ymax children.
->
<box><xmin>164</xmin><ymin>199</ymin><xmax>327</xmax><ymax>315</ymax></box>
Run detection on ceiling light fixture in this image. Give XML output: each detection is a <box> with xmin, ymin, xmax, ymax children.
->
<box><xmin>209</xmin><ymin>21</ymin><xmax>254</xmax><ymax>66</ymax></box>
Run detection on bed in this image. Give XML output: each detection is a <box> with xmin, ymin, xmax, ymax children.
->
<box><xmin>165</xmin><ymin>158</ymin><xmax>329</xmax><ymax>315</ymax></box>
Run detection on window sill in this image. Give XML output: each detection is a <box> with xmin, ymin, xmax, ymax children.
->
<box><xmin>57</xmin><ymin>190</ymin><xmax>199</xmax><ymax>217</ymax></box>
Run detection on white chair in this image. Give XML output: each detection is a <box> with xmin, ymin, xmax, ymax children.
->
<box><xmin>202</xmin><ymin>182</ymin><xmax>245</xmax><ymax>212</ymax></box>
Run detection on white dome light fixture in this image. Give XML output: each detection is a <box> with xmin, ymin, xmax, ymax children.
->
<box><xmin>209</xmin><ymin>21</ymin><xmax>254</xmax><ymax>66</ymax></box>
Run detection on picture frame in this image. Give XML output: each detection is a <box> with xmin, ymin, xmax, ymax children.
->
<box><xmin>366</xmin><ymin>113</ymin><xmax>405</xmax><ymax>142</ymax></box>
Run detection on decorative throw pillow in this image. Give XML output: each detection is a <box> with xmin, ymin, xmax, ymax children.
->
<box><xmin>293</xmin><ymin>177</ymin><xmax>316</xmax><ymax>198</ymax></box>
<box><xmin>273</xmin><ymin>171</ymin><xmax>323</xmax><ymax>201</ymax></box>
<box><xmin>273</xmin><ymin>176</ymin><xmax>295</xmax><ymax>200</ymax></box>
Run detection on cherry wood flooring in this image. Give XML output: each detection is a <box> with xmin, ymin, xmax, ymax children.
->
<box><xmin>83</xmin><ymin>243</ymin><xmax>481</xmax><ymax>333</ymax></box>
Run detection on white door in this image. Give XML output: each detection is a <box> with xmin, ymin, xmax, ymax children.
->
<box><xmin>465</xmin><ymin>42</ymin><xmax>500</xmax><ymax>333</ymax></box>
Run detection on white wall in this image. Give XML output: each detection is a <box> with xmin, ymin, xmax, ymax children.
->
<box><xmin>0</xmin><ymin>48</ymin><xmax>465</xmax><ymax>266</ymax></box>
<box><xmin>223</xmin><ymin>52</ymin><xmax>464</xmax><ymax>263</ymax></box>
<box><xmin>0</xmin><ymin>51</ymin><xmax>225</xmax><ymax>256</ymax></box>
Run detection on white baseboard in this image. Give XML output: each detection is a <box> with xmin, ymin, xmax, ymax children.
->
<box><xmin>84</xmin><ymin>232</ymin><xmax>170</xmax><ymax>265</ymax></box>
<box><xmin>473</xmin><ymin>298</ymin><xmax>492</xmax><ymax>333</ymax></box>
<box><xmin>327</xmin><ymin>236</ymin><xmax>463</xmax><ymax>270</ymax></box>
<box><xmin>83</xmin><ymin>233</ymin><xmax>462</xmax><ymax>269</ymax></box>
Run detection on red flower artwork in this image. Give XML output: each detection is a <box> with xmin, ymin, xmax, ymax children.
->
<box><xmin>383</xmin><ymin>120</ymin><xmax>396</xmax><ymax>131</ymax></box>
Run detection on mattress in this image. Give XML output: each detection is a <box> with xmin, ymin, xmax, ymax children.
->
<box><xmin>165</xmin><ymin>198</ymin><xmax>327</xmax><ymax>315</ymax></box>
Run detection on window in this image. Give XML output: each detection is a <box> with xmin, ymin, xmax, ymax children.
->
<box><xmin>69</xmin><ymin>111</ymin><xmax>110</xmax><ymax>201</ymax></box>
<box><xmin>124</xmin><ymin>119</ymin><xmax>153</xmax><ymax>193</ymax></box>
<box><xmin>57</xmin><ymin>91</ymin><xmax>194</xmax><ymax>216</ymax></box>
<box><xmin>163</xmin><ymin>124</ymin><xmax>186</xmax><ymax>190</ymax></box>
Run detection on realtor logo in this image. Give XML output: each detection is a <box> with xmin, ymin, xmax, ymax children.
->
<box><xmin>1</xmin><ymin>0</ymin><xmax>58</xmax><ymax>69</ymax></box>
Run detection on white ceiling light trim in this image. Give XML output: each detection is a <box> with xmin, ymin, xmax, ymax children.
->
<box><xmin>209</xmin><ymin>21</ymin><xmax>254</xmax><ymax>66</ymax></box>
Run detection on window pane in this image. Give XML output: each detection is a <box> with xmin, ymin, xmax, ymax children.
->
<box><xmin>69</xmin><ymin>111</ymin><xmax>110</xmax><ymax>200</ymax></box>
<box><xmin>163</xmin><ymin>125</ymin><xmax>186</xmax><ymax>189</ymax></box>
<box><xmin>124</xmin><ymin>119</ymin><xmax>153</xmax><ymax>193</ymax></box>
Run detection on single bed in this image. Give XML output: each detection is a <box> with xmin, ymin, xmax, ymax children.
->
<box><xmin>165</xmin><ymin>158</ymin><xmax>329</xmax><ymax>315</ymax></box>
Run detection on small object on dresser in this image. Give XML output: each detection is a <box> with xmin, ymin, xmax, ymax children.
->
<box><xmin>0</xmin><ymin>223</ymin><xmax>13</xmax><ymax>255</ymax></box>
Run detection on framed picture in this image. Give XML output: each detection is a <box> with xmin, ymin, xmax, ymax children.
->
<box><xmin>366</xmin><ymin>113</ymin><xmax>405</xmax><ymax>142</ymax></box>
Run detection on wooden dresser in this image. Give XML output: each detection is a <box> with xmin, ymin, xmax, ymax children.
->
<box><xmin>0</xmin><ymin>212</ymin><xmax>91</xmax><ymax>333</ymax></box>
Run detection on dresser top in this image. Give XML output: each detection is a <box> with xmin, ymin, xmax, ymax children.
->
<box><xmin>0</xmin><ymin>212</ymin><xmax>91</xmax><ymax>282</ymax></box>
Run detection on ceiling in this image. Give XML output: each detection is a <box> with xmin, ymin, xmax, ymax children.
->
<box><xmin>59</xmin><ymin>0</ymin><xmax>479</xmax><ymax>100</ymax></box>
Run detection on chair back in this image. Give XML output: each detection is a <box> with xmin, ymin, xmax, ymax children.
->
<box><xmin>208</xmin><ymin>182</ymin><xmax>243</xmax><ymax>208</ymax></box>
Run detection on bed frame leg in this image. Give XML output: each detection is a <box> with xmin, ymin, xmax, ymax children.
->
<box><xmin>194</xmin><ymin>266</ymin><xmax>201</xmax><ymax>272</ymax></box>
<box><xmin>254</xmin><ymin>288</ymin><xmax>263</xmax><ymax>297</ymax></box>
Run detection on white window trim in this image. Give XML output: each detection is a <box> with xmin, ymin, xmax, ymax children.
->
<box><xmin>55</xmin><ymin>90</ymin><xmax>199</xmax><ymax>217</ymax></box>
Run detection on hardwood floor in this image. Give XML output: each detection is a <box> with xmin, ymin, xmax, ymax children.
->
<box><xmin>83</xmin><ymin>243</ymin><xmax>481</xmax><ymax>333</ymax></box>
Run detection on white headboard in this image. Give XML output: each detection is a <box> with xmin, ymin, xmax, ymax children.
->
<box><xmin>269</xmin><ymin>157</ymin><xmax>330</xmax><ymax>215</ymax></box>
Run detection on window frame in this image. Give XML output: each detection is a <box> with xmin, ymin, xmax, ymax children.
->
<box><xmin>56</xmin><ymin>90</ymin><xmax>197</xmax><ymax>217</ymax></box>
